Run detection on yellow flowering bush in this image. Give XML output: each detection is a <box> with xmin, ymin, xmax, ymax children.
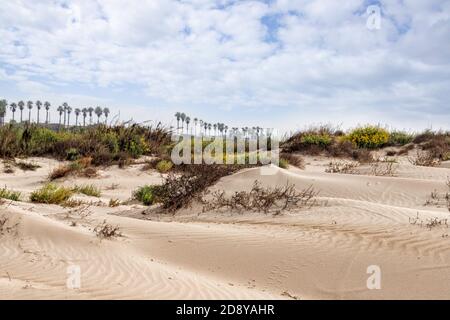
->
<box><xmin>347</xmin><ymin>126</ymin><xmax>390</xmax><ymax>149</ymax></box>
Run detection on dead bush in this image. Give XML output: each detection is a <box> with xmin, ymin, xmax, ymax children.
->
<box><xmin>94</xmin><ymin>220</ymin><xmax>121</xmax><ymax>239</ymax></box>
<box><xmin>370</xmin><ymin>158</ymin><xmax>398</xmax><ymax>176</ymax></box>
<box><xmin>203</xmin><ymin>181</ymin><xmax>319</xmax><ymax>215</ymax></box>
<box><xmin>409</xmin><ymin>150</ymin><xmax>441</xmax><ymax>167</ymax></box>
<box><xmin>325</xmin><ymin>161</ymin><xmax>360</xmax><ymax>174</ymax></box>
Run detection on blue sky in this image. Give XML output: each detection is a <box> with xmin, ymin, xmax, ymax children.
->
<box><xmin>0</xmin><ymin>0</ymin><xmax>449</xmax><ymax>132</ymax></box>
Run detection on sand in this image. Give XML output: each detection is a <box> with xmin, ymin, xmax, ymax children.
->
<box><xmin>1</xmin><ymin>155</ymin><xmax>450</xmax><ymax>300</ymax></box>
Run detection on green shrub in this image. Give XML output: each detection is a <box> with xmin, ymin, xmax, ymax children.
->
<box><xmin>156</xmin><ymin>160</ymin><xmax>173</xmax><ymax>173</ymax></box>
<box><xmin>66</xmin><ymin>148</ymin><xmax>79</xmax><ymax>161</ymax></box>
<box><xmin>133</xmin><ymin>185</ymin><xmax>157</xmax><ymax>205</ymax></box>
<box><xmin>388</xmin><ymin>131</ymin><xmax>414</xmax><ymax>146</ymax></box>
<box><xmin>0</xmin><ymin>187</ymin><xmax>21</xmax><ymax>201</ymax></box>
<box><xmin>347</xmin><ymin>126</ymin><xmax>390</xmax><ymax>149</ymax></box>
<box><xmin>300</xmin><ymin>134</ymin><xmax>332</xmax><ymax>147</ymax></box>
<box><xmin>30</xmin><ymin>184</ymin><xmax>73</xmax><ymax>204</ymax></box>
<box><xmin>278</xmin><ymin>158</ymin><xmax>289</xmax><ymax>169</ymax></box>
<box><xmin>72</xmin><ymin>184</ymin><xmax>101</xmax><ymax>197</ymax></box>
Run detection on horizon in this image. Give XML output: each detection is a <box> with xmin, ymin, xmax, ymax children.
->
<box><xmin>1</xmin><ymin>0</ymin><xmax>449</xmax><ymax>132</ymax></box>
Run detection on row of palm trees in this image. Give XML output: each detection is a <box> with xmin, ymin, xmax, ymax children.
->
<box><xmin>0</xmin><ymin>99</ymin><xmax>110</xmax><ymax>128</ymax></box>
<box><xmin>174</xmin><ymin>112</ymin><xmax>229</xmax><ymax>137</ymax></box>
<box><xmin>174</xmin><ymin>112</ymin><xmax>271</xmax><ymax>138</ymax></box>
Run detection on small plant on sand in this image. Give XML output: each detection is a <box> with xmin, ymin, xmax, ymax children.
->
<box><xmin>133</xmin><ymin>185</ymin><xmax>157</xmax><ymax>205</ymax></box>
<box><xmin>30</xmin><ymin>183</ymin><xmax>73</xmax><ymax>204</ymax></box>
<box><xmin>203</xmin><ymin>181</ymin><xmax>319</xmax><ymax>215</ymax></box>
<box><xmin>94</xmin><ymin>220</ymin><xmax>121</xmax><ymax>239</ymax></box>
<box><xmin>347</xmin><ymin>126</ymin><xmax>389</xmax><ymax>149</ymax></box>
<box><xmin>370</xmin><ymin>158</ymin><xmax>398</xmax><ymax>176</ymax></box>
<box><xmin>280</xmin><ymin>153</ymin><xmax>305</xmax><ymax>169</ymax></box>
<box><xmin>278</xmin><ymin>158</ymin><xmax>289</xmax><ymax>169</ymax></box>
<box><xmin>109</xmin><ymin>198</ymin><xmax>121</xmax><ymax>207</ymax></box>
<box><xmin>0</xmin><ymin>187</ymin><xmax>21</xmax><ymax>201</ymax></box>
<box><xmin>72</xmin><ymin>184</ymin><xmax>101</xmax><ymax>197</ymax></box>
<box><xmin>155</xmin><ymin>159</ymin><xmax>173</xmax><ymax>173</ymax></box>
<box><xmin>15</xmin><ymin>160</ymin><xmax>41</xmax><ymax>171</ymax></box>
<box><xmin>325</xmin><ymin>161</ymin><xmax>360</xmax><ymax>174</ymax></box>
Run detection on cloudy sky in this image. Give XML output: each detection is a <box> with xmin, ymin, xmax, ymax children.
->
<box><xmin>0</xmin><ymin>0</ymin><xmax>449</xmax><ymax>131</ymax></box>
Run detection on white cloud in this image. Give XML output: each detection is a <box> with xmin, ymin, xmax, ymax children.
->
<box><xmin>0</xmin><ymin>0</ymin><xmax>449</xmax><ymax>130</ymax></box>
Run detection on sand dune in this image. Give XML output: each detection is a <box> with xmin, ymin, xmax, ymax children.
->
<box><xmin>1</xmin><ymin>157</ymin><xmax>450</xmax><ymax>299</ymax></box>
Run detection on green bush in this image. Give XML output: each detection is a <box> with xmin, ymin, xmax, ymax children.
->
<box><xmin>0</xmin><ymin>187</ymin><xmax>21</xmax><ymax>201</ymax></box>
<box><xmin>30</xmin><ymin>184</ymin><xmax>73</xmax><ymax>204</ymax></box>
<box><xmin>300</xmin><ymin>134</ymin><xmax>332</xmax><ymax>147</ymax></box>
<box><xmin>347</xmin><ymin>126</ymin><xmax>390</xmax><ymax>149</ymax></box>
<box><xmin>133</xmin><ymin>185</ymin><xmax>157</xmax><ymax>205</ymax></box>
<box><xmin>156</xmin><ymin>160</ymin><xmax>173</xmax><ymax>173</ymax></box>
<box><xmin>72</xmin><ymin>184</ymin><xmax>101</xmax><ymax>197</ymax></box>
<box><xmin>388</xmin><ymin>131</ymin><xmax>414</xmax><ymax>146</ymax></box>
<box><xmin>278</xmin><ymin>158</ymin><xmax>289</xmax><ymax>169</ymax></box>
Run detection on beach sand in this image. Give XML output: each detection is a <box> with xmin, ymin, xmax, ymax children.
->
<box><xmin>1</xmin><ymin>155</ymin><xmax>450</xmax><ymax>299</ymax></box>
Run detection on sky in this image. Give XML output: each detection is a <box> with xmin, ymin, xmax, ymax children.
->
<box><xmin>0</xmin><ymin>0</ymin><xmax>449</xmax><ymax>132</ymax></box>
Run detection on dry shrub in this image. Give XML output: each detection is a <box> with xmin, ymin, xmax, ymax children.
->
<box><xmin>49</xmin><ymin>157</ymin><xmax>97</xmax><ymax>180</ymax></box>
<box><xmin>397</xmin><ymin>143</ymin><xmax>415</xmax><ymax>155</ymax></box>
<box><xmin>280</xmin><ymin>153</ymin><xmax>305</xmax><ymax>169</ymax></box>
<box><xmin>409</xmin><ymin>150</ymin><xmax>441</xmax><ymax>167</ymax></box>
<box><xmin>203</xmin><ymin>181</ymin><xmax>319</xmax><ymax>215</ymax></box>
<box><xmin>325</xmin><ymin>161</ymin><xmax>360</xmax><ymax>174</ymax></box>
<box><xmin>15</xmin><ymin>160</ymin><xmax>41</xmax><ymax>171</ymax></box>
<box><xmin>370</xmin><ymin>158</ymin><xmax>398</xmax><ymax>176</ymax></box>
<box><xmin>351</xmin><ymin>148</ymin><xmax>373</xmax><ymax>163</ymax></box>
<box><xmin>94</xmin><ymin>220</ymin><xmax>121</xmax><ymax>238</ymax></box>
<box><xmin>49</xmin><ymin>165</ymin><xmax>73</xmax><ymax>180</ymax></box>
<box><xmin>409</xmin><ymin>213</ymin><xmax>449</xmax><ymax>230</ymax></box>
<box><xmin>109</xmin><ymin>199</ymin><xmax>121</xmax><ymax>207</ymax></box>
<box><xmin>151</xmin><ymin>164</ymin><xmax>250</xmax><ymax>212</ymax></box>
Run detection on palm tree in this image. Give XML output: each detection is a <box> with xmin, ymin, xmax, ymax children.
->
<box><xmin>103</xmin><ymin>107</ymin><xmax>110</xmax><ymax>125</ymax></box>
<box><xmin>88</xmin><ymin>107</ymin><xmax>94</xmax><ymax>124</ymax></box>
<box><xmin>0</xmin><ymin>99</ymin><xmax>7</xmax><ymax>126</ymax></box>
<box><xmin>74</xmin><ymin>108</ymin><xmax>81</xmax><ymax>126</ymax></box>
<box><xmin>57</xmin><ymin>106</ymin><xmax>64</xmax><ymax>128</ymax></box>
<box><xmin>44</xmin><ymin>102</ymin><xmax>51</xmax><ymax>124</ymax></box>
<box><xmin>62</xmin><ymin>102</ymin><xmax>69</xmax><ymax>127</ymax></box>
<box><xmin>203</xmin><ymin>122</ymin><xmax>208</xmax><ymax>136</ymax></box>
<box><xmin>175</xmin><ymin>112</ymin><xmax>181</xmax><ymax>134</ymax></box>
<box><xmin>95</xmin><ymin>106</ymin><xmax>103</xmax><ymax>124</ymax></box>
<box><xmin>27</xmin><ymin>100</ymin><xmax>33</xmax><ymax>123</ymax></box>
<box><xmin>199</xmin><ymin>120</ymin><xmax>204</xmax><ymax>136</ymax></box>
<box><xmin>180</xmin><ymin>113</ymin><xmax>186</xmax><ymax>132</ymax></box>
<box><xmin>82</xmin><ymin>108</ymin><xmax>88</xmax><ymax>126</ymax></box>
<box><xmin>185</xmin><ymin>116</ymin><xmax>191</xmax><ymax>134</ymax></box>
<box><xmin>35</xmin><ymin>100</ymin><xmax>42</xmax><ymax>124</ymax></box>
<box><xmin>18</xmin><ymin>101</ymin><xmax>25</xmax><ymax>123</ymax></box>
<box><xmin>66</xmin><ymin>106</ymin><xmax>72</xmax><ymax>127</ymax></box>
<box><xmin>10</xmin><ymin>102</ymin><xmax>17</xmax><ymax>122</ymax></box>
<box><xmin>208</xmin><ymin>123</ymin><xmax>212</xmax><ymax>136</ymax></box>
<box><xmin>224</xmin><ymin>125</ymin><xmax>228</xmax><ymax>136</ymax></box>
<box><xmin>193</xmin><ymin>118</ymin><xmax>198</xmax><ymax>136</ymax></box>
<box><xmin>213</xmin><ymin>123</ymin><xmax>217</xmax><ymax>136</ymax></box>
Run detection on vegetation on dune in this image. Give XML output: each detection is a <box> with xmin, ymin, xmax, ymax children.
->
<box><xmin>347</xmin><ymin>126</ymin><xmax>390</xmax><ymax>149</ymax></box>
<box><xmin>30</xmin><ymin>184</ymin><xmax>73</xmax><ymax>204</ymax></box>
<box><xmin>0</xmin><ymin>123</ymin><xmax>171</xmax><ymax>165</ymax></box>
<box><xmin>72</xmin><ymin>184</ymin><xmax>101</xmax><ymax>197</ymax></box>
<box><xmin>0</xmin><ymin>187</ymin><xmax>21</xmax><ymax>201</ymax></box>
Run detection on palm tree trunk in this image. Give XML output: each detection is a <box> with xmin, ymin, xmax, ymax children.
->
<box><xmin>37</xmin><ymin>110</ymin><xmax>40</xmax><ymax>125</ymax></box>
<box><xmin>28</xmin><ymin>110</ymin><xmax>31</xmax><ymax>123</ymax></box>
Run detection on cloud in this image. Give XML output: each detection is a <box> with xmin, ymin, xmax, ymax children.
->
<box><xmin>0</xmin><ymin>0</ymin><xmax>449</xmax><ymax>130</ymax></box>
